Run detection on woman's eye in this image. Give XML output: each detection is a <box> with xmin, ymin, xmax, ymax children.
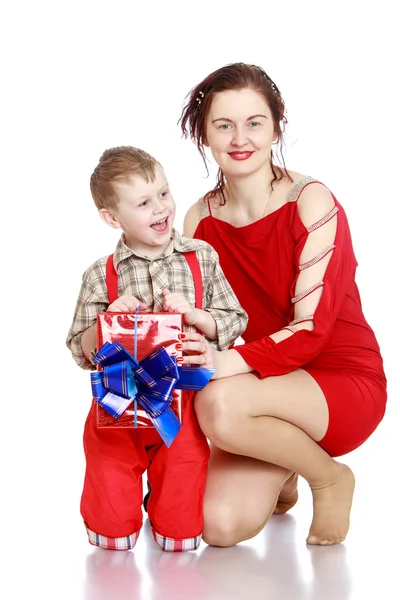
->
<box><xmin>219</xmin><ymin>123</ymin><xmax>232</xmax><ymax>130</ymax></box>
<box><xmin>249</xmin><ymin>121</ymin><xmax>260</xmax><ymax>127</ymax></box>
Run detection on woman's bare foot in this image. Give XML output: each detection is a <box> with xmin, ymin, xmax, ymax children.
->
<box><xmin>307</xmin><ymin>463</ymin><xmax>355</xmax><ymax>546</ymax></box>
<box><xmin>274</xmin><ymin>473</ymin><xmax>299</xmax><ymax>515</ymax></box>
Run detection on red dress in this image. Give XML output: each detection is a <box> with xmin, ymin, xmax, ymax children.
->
<box><xmin>194</xmin><ymin>178</ymin><xmax>387</xmax><ymax>457</ymax></box>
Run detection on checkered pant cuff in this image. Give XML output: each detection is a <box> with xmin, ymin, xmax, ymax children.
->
<box><xmin>151</xmin><ymin>527</ymin><xmax>202</xmax><ymax>552</ymax></box>
<box><xmin>86</xmin><ymin>524</ymin><xmax>140</xmax><ymax>550</ymax></box>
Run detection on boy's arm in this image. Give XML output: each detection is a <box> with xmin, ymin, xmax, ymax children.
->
<box><xmin>203</xmin><ymin>249</ymin><xmax>248</xmax><ymax>351</ymax></box>
<box><xmin>162</xmin><ymin>288</ymin><xmax>217</xmax><ymax>339</ymax></box>
<box><xmin>66</xmin><ymin>275</ymin><xmax>108</xmax><ymax>370</ymax></box>
<box><xmin>189</xmin><ymin>308</ymin><xmax>217</xmax><ymax>340</ymax></box>
<box><xmin>81</xmin><ymin>323</ymin><xmax>97</xmax><ymax>362</ymax></box>
<box><xmin>67</xmin><ymin>267</ymin><xmax>148</xmax><ymax>369</ymax></box>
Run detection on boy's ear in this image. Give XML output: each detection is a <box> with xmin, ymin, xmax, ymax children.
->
<box><xmin>99</xmin><ymin>208</ymin><xmax>121</xmax><ymax>229</ymax></box>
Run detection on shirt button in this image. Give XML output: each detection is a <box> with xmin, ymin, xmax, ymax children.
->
<box><xmin>152</xmin><ymin>261</ymin><xmax>158</xmax><ymax>267</ymax></box>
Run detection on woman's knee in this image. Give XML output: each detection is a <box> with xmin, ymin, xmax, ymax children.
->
<box><xmin>202</xmin><ymin>502</ymin><xmax>266</xmax><ymax>547</ymax></box>
<box><xmin>194</xmin><ymin>382</ymin><xmax>235</xmax><ymax>446</ymax></box>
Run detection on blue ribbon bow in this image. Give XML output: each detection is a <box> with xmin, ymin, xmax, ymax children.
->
<box><xmin>90</xmin><ymin>311</ymin><xmax>215</xmax><ymax>447</ymax></box>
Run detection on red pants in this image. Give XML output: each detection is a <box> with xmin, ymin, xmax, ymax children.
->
<box><xmin>81</xmin><ymin>392</ymin><xmax>210</xmax><ymax>551</ymax></box>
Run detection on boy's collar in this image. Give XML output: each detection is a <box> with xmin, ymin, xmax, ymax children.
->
<box><xmin>113</xmin><ymin>229</ymin><xmax>206</xmax><ymax>269</ymax></box>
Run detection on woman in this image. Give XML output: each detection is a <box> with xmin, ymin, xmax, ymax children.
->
<box><xmin>178</xmin><ymin>63</ymin><xmax>387</xmax><ymax>546</ymax></box>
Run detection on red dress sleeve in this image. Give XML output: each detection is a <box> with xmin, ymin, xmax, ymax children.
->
<box><xmin>234</xmin><ymin>185</ymin><xmax>358</xmax><ymax>378</ymax></box>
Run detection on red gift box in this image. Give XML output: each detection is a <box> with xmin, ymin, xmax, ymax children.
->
<box><xmin>96</xmin><ymin>312</ymin><xmax>183</xmax><ymax>428</ymax></box>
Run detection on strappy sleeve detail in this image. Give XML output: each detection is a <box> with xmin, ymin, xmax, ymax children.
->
<box><xmin>197</xmin><ymin>197</ymin><xmax>211</xmax><ymax>220</ymax></box>
<box><xmin>282</xmin><ymin>325</ymin><xmax>297</xmax><ymax>334</ymax></box>
<box><xmin>291</xmin><ymin>280</ymin><xmax>324</xmax><ymax>304</ymax></box>
<box><xmin>288</xmin><ymin>176</ymin><xmax>318</xmax><ymax>202</ymax></box>
<box><xmin>307</xmin><ymin>206</ymin><xmax>338</xmax><ymax>233</ymax></box>
<box><xmin>288</xmin><ymin>315</ymin><xmax>315</xmax><ymax>327</ymax></box>
<box><xmin>234</xmin><ymin>182</ymin><xmax>357</xmax><ymax>378</ymax></box>
<box><xmin>299</xmin><ymin>244</ymin><xmax>335</xmax><ymax>270</ymax></box>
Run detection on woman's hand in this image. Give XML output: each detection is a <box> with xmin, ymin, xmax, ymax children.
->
<box><xmin>178</xmin><ymin>331</ymin><xmax>223</xmax><ymax>379</ymax></box>
<box><xmin>178</xmin><ymin>332</ymin><xmax>253</xmax><ymax>379</ymax></box>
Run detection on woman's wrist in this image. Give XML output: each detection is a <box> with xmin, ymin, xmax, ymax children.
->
<box><xmin>213</xmin><ymin>348</ymin><xmax>253</xmax><ymax>379</ymax></box>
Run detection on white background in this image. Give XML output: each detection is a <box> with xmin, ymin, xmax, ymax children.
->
<box><xmin>1</xmin><ymin>1</ymin><xmax>398</xmax><ymax>598</ymax></box>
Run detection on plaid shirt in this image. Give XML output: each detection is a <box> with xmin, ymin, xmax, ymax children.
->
<box><xmin>66</xmin><ymin>229</ymin><xmax>247</xmax><ymax>369</ymax></box>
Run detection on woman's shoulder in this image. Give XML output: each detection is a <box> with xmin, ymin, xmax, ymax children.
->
<box><xmin>183</xmin><ymin>199</ymin><xmax>203</xmax><ymax>238</ymax></box>
<box><xmin>284</xmin><ymin>171</ymin><xmax>322</xmax><ymax>201</ymax></box>
<box><xmin>183</xmin><ymin>196</ymin><xmax>211</xmax><ymax>237</ymax></box>
<box><xmin>284</xmin><ymin>171</ymin><xmax>339</xmax><ymax>235</ymax></box>
<box><xmin>285</xmin><ymin>170</ymin><xmax>334</xmax><ymax>203</ymax></box>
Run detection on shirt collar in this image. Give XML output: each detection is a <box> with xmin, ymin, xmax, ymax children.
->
<box><xmin>113</xmin><ymin>229</ymin><xmax>206</xmax><ymax>269</ymax></box>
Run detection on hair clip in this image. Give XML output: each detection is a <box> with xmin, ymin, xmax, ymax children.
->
<box><xmin>196</xmin><ymin>90</ymin><xmax>205</xmax><ymax>105</ymax></box>
<box><xmin>269</xmin><ymin>79</ymin><xmax>280</xmax><ymax>95</ymax></box>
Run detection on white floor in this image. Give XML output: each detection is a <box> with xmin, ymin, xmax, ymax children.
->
<box><xmin>4</xmin><ymin>404</ymin><xmax>397</xmax><ymax>600</ymax></box>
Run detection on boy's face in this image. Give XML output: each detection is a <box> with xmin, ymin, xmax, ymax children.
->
<box><xmin>102</xmin><ymin>164</ymin><xmax>176</xmax><ymax>258</ymax></box>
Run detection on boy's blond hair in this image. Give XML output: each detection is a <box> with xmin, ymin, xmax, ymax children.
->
<box><xmin>90</xmin><ymin>146</ymin><xmax>158</xmax><ymax>210</ymax></box>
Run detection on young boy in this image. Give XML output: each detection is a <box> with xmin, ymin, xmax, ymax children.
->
<box><xmin>66</xmin><ymin>146</ymin><xmax>247</xmax><ymax>552</ymax></box>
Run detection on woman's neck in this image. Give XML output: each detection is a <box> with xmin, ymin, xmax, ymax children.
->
<box><xmin>224</xmin><ymin>165</ymin><xmax>279</xmax><ymax>222</ymax></box>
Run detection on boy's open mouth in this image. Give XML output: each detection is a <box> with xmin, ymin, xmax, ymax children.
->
<box><xmin>150</xmin><ymin>217</ymin><xmax>168</xmax><ymax>232</ymax></box>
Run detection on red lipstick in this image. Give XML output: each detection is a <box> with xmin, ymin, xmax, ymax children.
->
<box><xmin>228</xmin><ymin>151</ymin><xmax>254</xmax><ymax>161</ymax></box>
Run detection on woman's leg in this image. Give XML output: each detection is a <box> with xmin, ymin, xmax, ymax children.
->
<box><xmin>202</xmin><ymin>445</ymin><xmax>293</xmax><ymax>546</ymax></box>
<box><xmin>195</xmin><ymin>369</ymin><xmax>355</xmax><ymax>545</ymax></box>
<box><xmin>273</xmin><ymin>472</ymin><xmax>299</xmax><ymax>515</ymax></box>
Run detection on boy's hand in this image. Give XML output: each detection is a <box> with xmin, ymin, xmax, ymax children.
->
<box><xmin>108</xmin><ymin>295</ymin><xmax>148</xmax><ymax>312</ymax></box>
<box><xmin>162</xmin><ymin>288</ymin><xmax>197</xmax><ymax>325</ymax></box>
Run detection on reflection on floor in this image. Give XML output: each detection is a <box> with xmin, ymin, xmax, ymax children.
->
<box><xmin>6</xmin><ymin>410</ymin><xmax>397</xmax><ymax>600</ymax></box>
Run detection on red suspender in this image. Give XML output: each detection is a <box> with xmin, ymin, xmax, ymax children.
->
<box><xmin>106</xmin><ymin>254</ymin><xmax>119</xmax><ymax>304</ymax></box>
<box><xmin>105</xmin><ymin>251</ymin><xmax>203</xmax><ymax>309</ymax></box>
<box><xmin>181</xmin><ymin>251</ymin><xmax>202</xmax><ymax>309</ymax></box>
